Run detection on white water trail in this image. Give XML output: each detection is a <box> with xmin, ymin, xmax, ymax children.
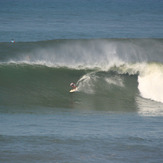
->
<box><xmin>76</xmin><ymin>72</ymin><xmax>98</xmax><ymax>94</ymax></box>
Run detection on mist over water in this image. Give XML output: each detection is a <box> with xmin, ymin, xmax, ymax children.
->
<box><xmin>1</xmin><ymin>38</ymin><xmax>163</xmax><ymax>65</ymax></box>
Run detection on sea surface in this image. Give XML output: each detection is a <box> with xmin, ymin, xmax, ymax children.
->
<box><xmin>0</xmin><ymin>0</ymin><xmax>163</xmax><ymax>163</ymax></box>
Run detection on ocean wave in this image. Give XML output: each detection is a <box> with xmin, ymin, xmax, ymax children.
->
<box><xmin>0</xmin><ymin>38</ymin><xmax>163</xmax><ymax>109</ymax></box>
<box><xmin>1</xmin><ymin>61</ymin><xmax>163</xmax><ymax>106</ymax></box>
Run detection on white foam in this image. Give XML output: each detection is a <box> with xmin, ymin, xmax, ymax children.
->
<box><xmin>136</xmin><ymin>96</ymin><xmax>163</xmax><ymax>116</ymax></box>
<box><xmin>109</xmin><ymin>62</ymin><xmax>163</xmax><ymax>104</ymax></box>
<box><xmin>76</xmin><ymin>73</ymin><xmax>97</xmax><ymax>94</ymax></box>
<box><xmin>138</xmin><ymin>63</ymin><xmax>163</xmax><ymax>103</ymax></box>
<box><xmin>105</xmin><ymin>76</ymin><xmax>124</xmax><ymax>87</ymax></box>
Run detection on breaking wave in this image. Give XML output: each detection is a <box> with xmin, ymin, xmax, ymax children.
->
<box><xmin>0</xmin><ymin>38</ymin><xmax>163</xmax><ymax>111</ymax></box>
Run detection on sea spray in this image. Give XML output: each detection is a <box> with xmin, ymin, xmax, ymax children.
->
<box><xmin>76</xmin><ymin>72</ymin><xmax>97</xmax><ymax>94</ymax></box>
<box><xmin>1</xmin><ymin>39</ymin><xmax>163</xmax><ymax>68</ymax></box>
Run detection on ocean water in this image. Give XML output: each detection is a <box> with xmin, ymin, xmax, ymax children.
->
<box><xmin>0</xmin><ymin>0</ymin><xmax>163</xmax><ymax>163</ymax></box>
<box><xmin>0</xmin><ymin>0</ymin><xmax>163</xmax><ymax>41</ymax></box>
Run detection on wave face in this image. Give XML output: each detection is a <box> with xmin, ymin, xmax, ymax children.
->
<box><xmin>0</xmin><ymin>39</ymin><xmax>163</xmax><ymax>113</ymax></box>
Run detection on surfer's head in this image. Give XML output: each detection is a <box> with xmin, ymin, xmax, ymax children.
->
<box><xmin>70</xmin><ymin>83</ymin><xmax>75</xmax><ymax>87</ymax></box>
<box><xmin>70</xmin><ymin>83</ymin><xmax>76</xmax><ymax>88</ymax></box>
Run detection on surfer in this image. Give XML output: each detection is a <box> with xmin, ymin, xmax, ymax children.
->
<box><xmin>70</xmin><ymin>83</ymin><xmax>76</xmax><ymax>89</ymax></box>
<box><xmin>10</xmin><ymin>39</ymin><xmax>15</xmax><ymax>43</ymax></box>
<box><xmin>69</xmin><ymin>82</ymin><xmax>77</xmax><ymax>93</ymax></box>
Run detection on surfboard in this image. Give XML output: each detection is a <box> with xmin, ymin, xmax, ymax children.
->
<box><xmin>69</xmin><ymin>88</ymin><xmax>78</xmax><ymax>93</ymax></box>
